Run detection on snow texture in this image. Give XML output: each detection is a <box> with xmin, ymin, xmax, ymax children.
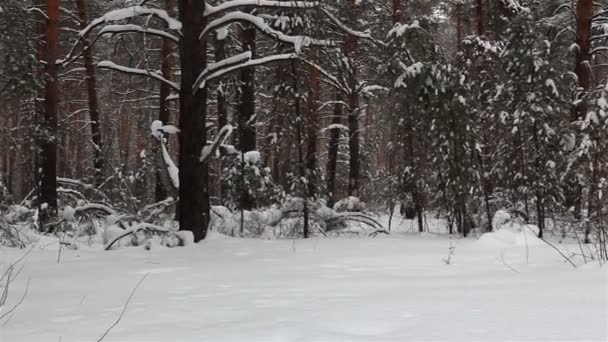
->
<box><xmin>1</xmin><ymin>231</ymin><xmax>605</xmax><ymax>341</ymax></box>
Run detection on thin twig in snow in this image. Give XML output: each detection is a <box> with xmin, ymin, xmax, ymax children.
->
<box><xmin>496</xmin><ymin>256</ymin><xmax>520</xmax><ymax>274</ymax></box>
<box><xmin>96</xmin><ymin>273</ymin><xmax>149</xmax><ymax>342</ymax></box>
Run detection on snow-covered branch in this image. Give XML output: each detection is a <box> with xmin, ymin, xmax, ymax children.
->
<box><xmin>200</xmin><ymin>11</ymin><xmax>333</xmax><ymax>52</ymax></box>
<box><xmin>196</xmin><ymin>53</ymin><xmax>298</xmax><ymax>90</ymax></box>
<box><xmin>204</xmin><ymin>0</ymin><xmax>318</xmax><ymax>17</ymax></box>
<box><xmin>151</xmin><ymin>121</ymin><xmax>180</xmax><ymax>189</ymax></box>
<box><xmin>200</xmin><ymin>125</ymin><xmax>234</xmax><ymax>164</ymax></box>
<box><xmin>100</xmin><ymin>24</ymin><xmax>179</xmax><ymax>43</ymax></box>
<box><xmin>97</xmin><ymin>61</ymin><xmax>179</xmax><ymax>91</ymax></box>
<box><xmin>193</xmin><ymin>52</ymin><xmax>253</xmax><ymax>90</ymax></box>
<box><xmin>80</xmin><ymin>6</ymin><xmax>181</xmax><ymax>38</ymax></box>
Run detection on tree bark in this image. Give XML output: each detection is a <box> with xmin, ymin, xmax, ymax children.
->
<box><xmin>39</xmin><ymin>0</ymin><xmax>60</xmax><ymax>229</ymax></box>
<box><xmin>177</xmin><ymin>0</ymin><xmax>209</xmax><ymax>242</ymax></box>
<box><xmin>75</xmin><ymin>0</ymin><xmax>104</xmax><ymax>187</ymax></box>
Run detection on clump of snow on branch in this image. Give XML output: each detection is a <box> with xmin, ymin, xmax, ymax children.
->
<box><xmin>151</xmin><ymin>120</ymin><xmax>180</xmax><ymax>189</ymax></box>
<box><xmin>81</xmin><ymin>6</ymin><xmax>182</xmax><ymax>37</ymax></box>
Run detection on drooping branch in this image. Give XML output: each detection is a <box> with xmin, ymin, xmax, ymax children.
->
<box><xmin>100</xmin><ymin>24</ymin><xmax>179</xmax><ymax>43</ymax></box>
<box><xmin>195</xmin><ymin>53</ymin><xmax>298</xmax><ymax>90</ymax></box>
<box><xmin>61</xmin><ymin>6</ymin><xmax>181</xmax><ymax>66</ymax></box>
<box><xmin>97</xmin><ymin>61</ymin><xmax>180</xmax><ymax>91</ymax></box>
<box><xmin>193</xmin><ymin>51</ymin><xmax>252</xmax><ymax>90</ymax></box>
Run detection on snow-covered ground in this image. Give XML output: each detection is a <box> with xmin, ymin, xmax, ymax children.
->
<box><xmin>1</xmin><ymin>230</ymin><xmax>606</xmax><ymax>341</ymax></box>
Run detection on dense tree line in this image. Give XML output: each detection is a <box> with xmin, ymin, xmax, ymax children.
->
<box><xmin>0</xmin><ymin>0</ymin><xmax>607</xmax><ymax>251</ymax></box>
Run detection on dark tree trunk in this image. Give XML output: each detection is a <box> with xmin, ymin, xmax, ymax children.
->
<box><xmin>392</xmin><ymin>0</ymin><xmax>403</xmax><ymax>24</ymax></box>
<box><xmin>238</xmin><ymin>23</ymin><xmax>256</xmax><ymax>210</ymax></box>
<box><xmin>75</xmin><ymin>0</ymin><xmax>103</xmax><ymax>187</ymax></box>
<box><xmin>39</xmin><ymin>0</ymin><xmax>60</xmax><ymax>229</ymax></box>
<box><xmin>456</xmin><ymin>4</ymin><xmax>463</xmax><ymax>50</ymax></box>
<box><xmin>156</xmin><ymin>0</ymin><xmax>175</xmax><ymax>202</ymax></box>
<box><xmin>177</xmin><ymin>0</ymin><xmax>209</xmax><ymax>242</ymax></box>
<box><xmin>237</xmin><ymin>26</ymin><xmax>256</xmax><ymax>152</ymax></box>
<box><xmin>476</xmin><ymin>0</ymin><xmax>485</xmax><ymax>36</ymax></box>
<box><xmin>326</xmin><ymin>96</ymin><xmax>342</xmax><ymax>208</ymax></box>
<box><xmin>347</xmin><ymin>92</ymin><xmax>360</xmax><ymax>198</ymax></box>
<box><xmin>574</xmin><ymin>0</ymin><xmax>593</xmax><ymax>121</ymax></box>
<box><xmin>305</xmin><ymin>62</ymin><xmax>320</xmax><ymax>196</ymax></box>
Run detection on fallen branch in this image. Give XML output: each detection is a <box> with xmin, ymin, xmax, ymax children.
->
<box><xmin>104</xmin><ymin>223</ymin><xmax>169</xmax><ymax>250</ymax></box>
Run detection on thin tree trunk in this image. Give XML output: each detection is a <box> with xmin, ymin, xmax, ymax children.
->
<box><xmin>305</xmin><ymin>61</ymin><xmax>320</xmax><ymax>196</ymax></box>
<box><xmin>39</xmin><ymin>0</ymin><xmax>60</xmax><ymax>229</ymax></box>
<box><xmin>75</xmin><ymin>0</ymin><xmax>104</xmax><ymax>187</ymax></box>
<box><xmin>292</xmin><ymin>61</ymin><xmax>309</xmax><ymax>238</ymax></box>
<box><xmin>178</xmin><ymin>0</ymin><xmax>209</xmax><ymax>242</ymax></box>
<box><xmin>345</xmin><ymin>1</ymin><xmax>360</xmax><ymax>198</ymax></box>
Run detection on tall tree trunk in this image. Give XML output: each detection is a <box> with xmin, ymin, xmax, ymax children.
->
<box><xmin>574</xmin><ymin>0</ymin><xmax>593</xmax><ymax>121</ymax></box>
<box><xmin>238</xmin><ymin>26</ymin><xmax>256</xmax><ymax>152</ymax></box>
<box><xmin>39</xmin><ymin>0</ymin><xmax>60</xmax><ymax>229</ymax></box>
<box><xmin>326</xmin><ymin>95</ymin><xmax>342</xmax><ymax>208</ymax></box>
<box><xmin>238</xmin><ymin>23</ymin><xmax>256</xmax><ymax>210</ymax></box>
<box><xmin>156</xmin><ymin>0</ymin><xmax>175</xmax><ymax>202</ymax></box>
<box><xmin>75</xmin><ymin>0</ymin><xmax>103</xmax><ymax>187</ymax></box>
<box><xmin>178</xmin><ymin>0</ymin><xmax>209</xmax><ymax>242</ymax></box>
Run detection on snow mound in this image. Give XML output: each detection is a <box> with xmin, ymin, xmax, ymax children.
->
<box><xmin>477</xmin><ymin>227</ymin><xmax>542</xmax><ymax>247</ymax></box>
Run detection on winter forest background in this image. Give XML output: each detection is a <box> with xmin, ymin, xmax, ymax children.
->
<box><xmin>0</xmin><ymin>0</ymin><xmax>607</xmax><ymax>341</ymax></box>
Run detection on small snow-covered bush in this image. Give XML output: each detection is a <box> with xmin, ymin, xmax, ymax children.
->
<box><xmin>334</xmin><ymin>196</ymin><xmax>365</xmax><ymax>212</ymax></box>
<box><xmin>477</xmin><ymin>210</ymin><xmax>542</xmax><ymax>247</ymax></box>
<box><xmin>221</xmin><ymin>151</ymin><xmax>284</xmax><ymax>209</ymax></box>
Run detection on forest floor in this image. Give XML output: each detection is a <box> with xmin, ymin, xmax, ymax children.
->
<box><xmin>1</xmin><ymin>221</ymin><xmax>607</xmax><ymax>342</ymax></box>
